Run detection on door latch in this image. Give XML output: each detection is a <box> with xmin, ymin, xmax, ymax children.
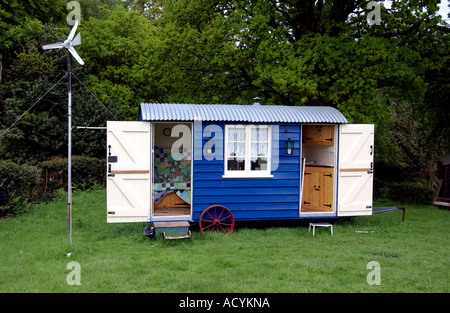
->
<box><xmin>107</xmin><ymin>164</ymin><xmax>115</xmax><ymax>177</ymax></box>
<box><xmin>108</xmin><ymin>145</ymin><xmax>118</xmax><ymax>163</ymax></box>
<box><xmin>367</xmin><ymin>162</ymin><xmax>373</xmax><ymax>174</ymax></box>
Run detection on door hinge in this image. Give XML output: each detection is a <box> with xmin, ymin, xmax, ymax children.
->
<box><xmin>324</xmin><ymin>173</ymin><xmax>332</xmax><ymax>177</ymax></box>
<box><xmin>323</xmin><ymin>204</ymin><xmax>332</xmax><ymax>208</ymax></box>
<box><xmin>303</xmin><ymin>201</ymin><xmax>311</xmax><ymax>205</ymax></box>
<box><xmin>107</xmin><ymin>211</ymin><xmax>115</xmax><ymax>215</ymax></box>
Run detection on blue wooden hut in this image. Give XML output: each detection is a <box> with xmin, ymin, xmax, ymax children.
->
<box><xmin>106</xmin><ymin>101</ymin><xmax>374</xmax><ymax>233</ymax></box>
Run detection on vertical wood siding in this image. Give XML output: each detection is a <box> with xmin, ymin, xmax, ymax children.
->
<box><xmin>192</xmin><ymin>122</ymin><xmax>301</xmax><ymax>221</ymax></box>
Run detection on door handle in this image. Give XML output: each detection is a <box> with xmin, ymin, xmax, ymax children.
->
<box><xmin>108</xmin><ymin>164</ymin><xmax>115</xmax><ymax>177</ymax></box>
<box><xmin>368</xmin><ymin>162</ymin><xmax>373</xmax><ymax>174</ymax></box>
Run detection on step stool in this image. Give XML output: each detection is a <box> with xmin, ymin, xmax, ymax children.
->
<box><xmin>309</xmin><ymin>222</ymin><xmax>333</xmax><ymax>236</ymax></box>
<box><xmin>154</xmin><ymin>221</ymin><xmax>191</xmax><ymax>242</ymax></box>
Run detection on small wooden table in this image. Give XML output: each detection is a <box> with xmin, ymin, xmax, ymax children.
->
<box><xmin>309</xmin><ymin>222</ymin><xmax>333</xmax><ymax>236</ymax></box>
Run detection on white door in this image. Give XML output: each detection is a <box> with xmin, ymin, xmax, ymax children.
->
<box><xmin>106</xmin><ymin>121</ymin><xmax>151</xmax><ymax>223</ymax></box>
<box><xmin>337</xmin><ymin>124</ymin><xmax>374</xmax><ymax>217</ymax></box>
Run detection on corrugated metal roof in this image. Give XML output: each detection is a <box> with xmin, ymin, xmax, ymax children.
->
<box><xmin>138</xmin><ymin>103</ymin><xmax>348</xmax><ymax>124</ymax></box>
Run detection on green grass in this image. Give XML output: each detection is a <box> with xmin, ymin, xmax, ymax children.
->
<box><xmin>0</xmin><ymin>189</ymin><xmax>448</xmax><ymax>292</ymax></box>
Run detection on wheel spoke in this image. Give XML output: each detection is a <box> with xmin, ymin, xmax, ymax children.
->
<box><xmin>218</xmin><ymin>215</ymin><xmax>231</xmax><ymax>222</ymax></box>
<box><xmin>202</xmin><ymin>222</ymin><xmax>215</xmax><ymax>231</ymax></box>
<box><xmin>218</xmin><ymin>224</ymin><xmax>226</xmax><ymax>233</ymax></box>
<box><xmin>217</xmin><ymin>208</ymin><xmax>224</xmax><ymax>220</ymax></box>
<box><xmin>200</xmin><ymin>205</ymin><xmax>235</xmax><ymax>234</ymax></box>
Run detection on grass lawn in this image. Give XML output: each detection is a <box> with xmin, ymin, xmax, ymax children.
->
<box><xmin>0</xmin><ymin>188</ymin><xmax>448</xmax><ymax>293</ymax></box>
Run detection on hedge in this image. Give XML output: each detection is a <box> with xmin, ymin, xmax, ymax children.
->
<box><xmin>39</xmin><ymin>156</ymin><xmax>106</xmax><ymax>193</ymax></box>
<box><xmin>374</xmin><ymin>178</ymin><xmax>435</xmax><ymax>204</ymax></box>
<box><xmin>0</xmin><ymin>156</ymin><xmax>105</xmax><ymax>217</ymax></box>
<box><xmin>387</xmin><ymin>182</ymin><xmax>435</xmax><ymax>204</ymax></box>
<box><xmin>0</xmin><ymin>160</ymin><xmax>40</xmax><ymax>216</ymax></box>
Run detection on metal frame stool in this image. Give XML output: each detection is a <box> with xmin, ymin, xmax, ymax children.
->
<box><xmin>309</xmin><ymin>223</ymin><xmax>333</xmax><ymax>236</ymax></box>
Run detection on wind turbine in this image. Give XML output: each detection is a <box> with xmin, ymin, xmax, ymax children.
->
<box><xmin>41</xmin><ymin>20</ymin><xmax>84</xmax><ymax>248</ymax></box>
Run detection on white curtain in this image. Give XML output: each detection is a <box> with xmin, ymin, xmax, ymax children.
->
<box><xmin>227</xmin><ymin>126</ymin><xmax>269</xmax><ymax>164</ymax></box>
<box><xmin>227</xmin><ymin>127</ymin><xmax>246</xmax><ymax>161</ymax></box>
<box><xmin>250</xmin><ymin>127</ymin><xmax>268</xmax><ymax>161</ymax></box>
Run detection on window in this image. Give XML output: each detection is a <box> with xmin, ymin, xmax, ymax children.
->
<box><xmin>224</xmin><ymin>125</ymin><xmax>272</xmax><ymax>178</ymax></box>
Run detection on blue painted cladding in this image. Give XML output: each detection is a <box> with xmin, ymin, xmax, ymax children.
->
<box><xmin>192</xmin><ymin>122</ymin><xmax>301</xmax><ymax>221</ymax></box>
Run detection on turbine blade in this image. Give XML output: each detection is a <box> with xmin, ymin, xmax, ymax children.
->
<box><xmin>68</xmin><ymin>47</ymin><xmax>84</xmax><ymax>66</ymax></box>
<box><xmin>67</xmin><ymin>19</ymin><xmax>79</xmax><ymax>41</ymax></box>
<box><xmin>41</xmin><ymin>42</ymin><xmax>64</xmax><ymax>50</ymax></box>
<box><xmin>72</xmin><ymin>33</ymin><xmax>81</xmax><ymax>46</ymax></box>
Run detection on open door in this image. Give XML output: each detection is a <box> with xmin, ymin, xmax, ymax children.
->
<box><xmin>337</xmin><ymin>124</ymin><xmax>374</xmax><ymax>217</ymax></box>
<box><xmin>106</xmin><ymin>121</ymin><xmax>151</xmax><ymax>223</ymax></box>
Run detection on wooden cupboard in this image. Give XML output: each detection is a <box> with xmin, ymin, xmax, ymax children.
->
<box><xmin>301</xmin><ymin>165</ymin><xmax>334</xmax><ymax>212</ymax></box>
<box><xmin>302</xmin><ymin>125</ymin><xmax>334</xmax><ymax>146</ymax></box>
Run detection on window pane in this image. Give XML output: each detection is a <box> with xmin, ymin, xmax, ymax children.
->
<box><xmin>251</xmin><ymin>127</ymin><xmax>268</xmax><ymax>141</ymax></box>
<box><xmin>251</xmin><ymin>143</ymin><xmax>268</xmax><ymax>158</ymax></box>
<box><xmin>227</xmin><ymin>142</ymin><xmax>246</xmax><ymax>158</ymax></box>
<box><xmin>228</xmin><ymin>127</ymin><xmax>246</xmax><ymax>141</ymax></box>
<box><xmin>227</xmin><ymin>157</ymin><xmax>245</xmax><ymax>171</ymax></box>
<box><xmin>251</xmin><ymin>157</ymin><xmax>268</xmax><ymax>171</ymax></box>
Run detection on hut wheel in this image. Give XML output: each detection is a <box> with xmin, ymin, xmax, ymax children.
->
<box><xmin>199</xmin><ymin>205</ymin><xmax>235</xmax><ymax>234</ymax></box>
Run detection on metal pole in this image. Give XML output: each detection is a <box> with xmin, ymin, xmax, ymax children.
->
<box><xmin>74</xmin><ymin>126</ymin><xmax>107</xmax><ymax>130</ymax></box>
<box><xmin>67</xmin><ymin>52</ymin><xmax>72</xmax><ymax>247</ymax></box>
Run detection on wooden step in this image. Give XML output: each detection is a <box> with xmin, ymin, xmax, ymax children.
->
<box><xmin>154</xmin><ymin>221</ymin><xmax>190</xmax><ymax>228</ymax></box>
<box><xmin>154</xmin><ymin>221</ymin><xmax>190</xmax><ymax>239</ymax></box>
<box><xmin>162</xmin><ymin>231</ymin><xmax>192</xmax><ymax>242</ymax></box>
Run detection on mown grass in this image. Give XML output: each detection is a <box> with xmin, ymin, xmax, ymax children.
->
<box><xmin>0</xmin><ymin>189</ymin><xmax>448</xmax><ymax>293</ymax></box>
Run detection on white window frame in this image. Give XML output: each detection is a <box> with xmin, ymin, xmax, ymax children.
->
<box><xmin>223</xmin><ymin>124</ymin><xmax>273</xmax><ymax>178</ymax></box>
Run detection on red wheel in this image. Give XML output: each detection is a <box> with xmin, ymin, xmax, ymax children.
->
<box><xmin>199</xmin><ymin>205</ymin><xmax>235</xmax><ymax>234</ymax></box>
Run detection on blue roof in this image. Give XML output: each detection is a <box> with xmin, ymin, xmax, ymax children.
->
<box><xmin>138</xmin><ymin>103</ymin><xmax>348</xmax><ymax>124</ymax></box>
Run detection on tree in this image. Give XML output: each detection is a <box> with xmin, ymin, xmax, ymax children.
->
<box><xmin>80</xmin><ymin>6</ymin><xmax>162</xmax><ymax>119</ymax></box>
<box><xmin>128</xmin><ymin>0</ymin><xmax>448</xmax><ymax>170</ymax></box>
<box><xmin>0</xmin><ymin>0</ymin><xmax>66</xmax><ymax>83</ymax></box>
<box><xmin>0</xmin><ymin>22</ymin><xmax>118</xmax><ymax>162</ymax></box>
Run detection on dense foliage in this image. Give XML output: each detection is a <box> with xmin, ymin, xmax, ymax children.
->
<box><xmin>0</xmin><ymin>0</ymin><xmax>448</xmax><ymax>206</ymax></box>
